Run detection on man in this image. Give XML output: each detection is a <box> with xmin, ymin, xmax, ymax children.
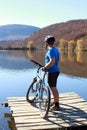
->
<box><xmin>42</xmin><ymin>35</ymin><xmax>60</xmax><ymax>111</ymax></box>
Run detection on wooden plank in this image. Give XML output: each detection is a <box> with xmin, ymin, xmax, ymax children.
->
<box><xmin>8</xmin><ymin>95</ymin><xmax>81</xmax><ymax>105</ymax></box>
<box><xmin>7</xmin><ymin>92</ymin><xmax>87</xmax><ymax>130</ymax></box>
<box><xmin>7</xmin><ymin>92</ymin><xmax>79</xmax><ymax>101</ymax></box>
<box><xmin>15</xmin><ymin>120</ymin><xmax>87</xmax><ymax>130</ymax></box>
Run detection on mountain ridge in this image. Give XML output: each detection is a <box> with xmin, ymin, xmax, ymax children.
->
<box><xmin>0</xmin><ymin>19</ymin><xmax>87</xmax><ymax>49</ymax></box>
<box><xmin>0</xmin><ymin>24</ymin><xmax>40</xmax><ymax>41</ymax></box>
<box><xmin>25</xmin><ymin>19</ymin><xmax>87</xmax><ymax>46</ymax></box>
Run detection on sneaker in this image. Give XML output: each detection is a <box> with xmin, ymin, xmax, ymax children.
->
<box><xmin>50</xmin><ymin>106</ymin><xmax>60</xmax><ymax>111</ymax></box>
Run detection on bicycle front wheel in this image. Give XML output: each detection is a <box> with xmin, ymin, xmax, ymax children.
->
<box><xmin>39</xmin><ymin>86</ymin><xmax>50</xmax><ymax>118</ymax></box>
<box><xmin>26</xmin><ymin>77</ymin><xmax>37</xmax><ymax>103</ymax></box>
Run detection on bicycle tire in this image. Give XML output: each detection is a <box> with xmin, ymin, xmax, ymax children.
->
<box><xmin>26</xmin><ymin>77</ymin><xmax>37</xmax><ymax>103</ymax></box>
<box><xmin>39</xmin><ymin>86</ymin><xmax>50</xmax><ymax>118</ymax></box>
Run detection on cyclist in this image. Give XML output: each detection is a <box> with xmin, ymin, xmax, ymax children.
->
<box><xmin>42</xmin><ymin>35</ymin><xmax>60</xmax><ymax>111</ymax></box>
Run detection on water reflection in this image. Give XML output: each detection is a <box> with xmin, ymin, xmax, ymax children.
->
<box><xmin>0</xmin><ymin>50</ymin><xmax>87</xmax><ymax>78</ymax></box>
<box><xmin>26</xmin><ymin>50</ymin><xmax>87</xmax><ymax>78</ymax></box>
<box><xmin>59</xmin><ymin>50</ymin><xmax>87</xmax><ymax>78</ymax></box>
<box><xmin>27</xmin><ymin>49</ymin><xmax>36</xmax><ymax>59</ymax></box>
<box><xmin>0</xmin><ymin>50</ymin><xmax>35</xmax><ymax>70</ymax></box>
<box><xmin>4</xmin><ymin>113</ymin><xmax>16</xmax><ymax>130</ymax></box>
<box><xmin>68</xmin><ymin>51</ymin><xmax>76</xmax><ymax>62</ymax></box>
<box><xmin>76</xmin><ymin>51</ymin><xmax>87</xmax><ymax>64</ymax></box>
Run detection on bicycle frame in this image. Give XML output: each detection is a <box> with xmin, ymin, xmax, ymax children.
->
<box><xmin>35</xmin><ymin>66</ymin><xmax>47</xmax><ymax>101</ymax></box>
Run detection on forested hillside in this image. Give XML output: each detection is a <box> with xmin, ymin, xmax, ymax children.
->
<box><xmin>25</xmin><ymin>19</ymin><xmax>87</xmax><ymax>45</ymax></box>
<box><xmin>1</xmin><ymin>19</ymin><xmax>87</xmax><ymax>50</ymax></box>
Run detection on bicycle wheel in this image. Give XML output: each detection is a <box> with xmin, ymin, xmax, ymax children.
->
<box><xmin>39</xmin><ymin>86</ymin><xmax>50</xmax><ymax>118</ymax></box>
<box><xmin>26</xmin><ymin>77</ymin><xmax>37</xmax><ymax>103</ymax></box>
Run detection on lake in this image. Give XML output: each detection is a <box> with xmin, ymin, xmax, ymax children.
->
<box><xmin>0</xmin><ymin>50</ymin><xmax>87</xmax><ymax>130</ymax></box>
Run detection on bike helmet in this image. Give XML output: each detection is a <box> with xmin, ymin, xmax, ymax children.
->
<box><xmin>44</xmin><ymin>35</ymin><xmax>55</xmax><ymax>44</ymax></box>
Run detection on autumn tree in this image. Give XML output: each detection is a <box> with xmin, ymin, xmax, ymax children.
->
<box><xmin>77</xmin><ymin>39</ymin><xmax>87</xmax><ymax>51</ymax></box>
<box><xmin>27</xmin><ymin>41</ymin><xmax>36</xmax><ymax>50</ymax></box>
<box><xmin>58</xmin><ymin>39</ymin><xmax>68</xmax><ymax>51</ymax></box>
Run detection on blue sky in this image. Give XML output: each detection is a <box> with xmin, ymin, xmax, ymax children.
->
<box><xmin>0</xmin><ymin>0</ymin><xmax>87</xmax><ymax>28</ymax></box>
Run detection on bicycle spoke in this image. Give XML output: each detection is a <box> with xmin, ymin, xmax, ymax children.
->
<box><xmin>26</xmin><ymin>79</ymin><xmax>37</xmax><ymax>103</ymax></box>
<box><xmin>39</xmin><ymin>86</ymin><xmax>50</xmax><ymax>117</ymax></box>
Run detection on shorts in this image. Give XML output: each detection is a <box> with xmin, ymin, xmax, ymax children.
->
<box><xmin>48</xmin><ymin>72</ymin><xmax>60</xmax><ymax>87</ymax></box>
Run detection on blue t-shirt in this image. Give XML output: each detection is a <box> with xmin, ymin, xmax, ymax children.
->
<box><xmin>45</xmin><ymin>47</ymin><xmax>60</xmax><ymax>72</ymax></box>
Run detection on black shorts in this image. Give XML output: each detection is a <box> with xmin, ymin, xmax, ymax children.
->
<box><xmin>48</xmin><ymin>72</ymin><xmax>60</xmax><ymax>87</ymax></box>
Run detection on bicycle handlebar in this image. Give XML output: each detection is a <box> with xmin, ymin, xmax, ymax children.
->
<box><xmin>31</xmin><ymin>59</ymin><xmax>48</xmax><ymax>72</ymax></box>
<box><xmin>31</xmin><ymin>60</ymin><xmax>43</xmax><ymax>67</ymax></box>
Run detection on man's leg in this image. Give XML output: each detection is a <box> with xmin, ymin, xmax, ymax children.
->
<box><xmin>51</xmin><ymin>87</ymin><xmax>59</xmax><ymax>108</ymax></box>
<box><xmin>48</xmin><ymin>72</ymin><xmax>60</xmax><ymax>110</ymax></box>
<box><xmin>51</xmin><ymin>87</ymin><xmax>59</xmax><ymax>102</ymax></box>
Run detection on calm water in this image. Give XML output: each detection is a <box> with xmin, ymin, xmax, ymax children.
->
<box><xmin>0</xmin><ymin>50</ymin><xmax>87</xmax><ymax>130</ymax></box>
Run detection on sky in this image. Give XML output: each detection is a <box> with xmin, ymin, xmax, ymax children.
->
<box><xmin>0</xmin><ymin>0</ymin><xmax>87</xmax><ymax>28</ymax></box>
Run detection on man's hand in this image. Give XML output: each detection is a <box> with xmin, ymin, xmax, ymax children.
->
<box><xmin>42</xmin><ymin>66</ymin><xmax>46</xmax><ymax>71</ymax></box>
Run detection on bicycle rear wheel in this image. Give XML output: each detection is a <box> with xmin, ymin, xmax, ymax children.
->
<box><xmin>26</xmin><ymin>77</ymin><xmax>37</xmax><ymax>103</ymax></box>
<box><xmin>39</xmin><ymin>86</ymin><xmax>50</xmax><ymax>118</ymax></box>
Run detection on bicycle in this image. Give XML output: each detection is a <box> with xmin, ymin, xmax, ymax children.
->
<box><xmin>26</xmin><ymin>60</ymin><xmax>51</xmax><ymax>118</ymax></box>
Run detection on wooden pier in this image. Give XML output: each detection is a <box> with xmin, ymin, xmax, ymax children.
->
<box><xmin>7</xmin><ymin>92</ymin><xmax>87</xmax><ymax>130</ymax></box>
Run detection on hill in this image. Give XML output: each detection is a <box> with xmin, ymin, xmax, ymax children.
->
<box><xmin>24</xmin><ymin>19</ymin><xmax>87</xmax><ymax>46</ymax></box>
<box><xmin>1</xmin><ymin>19</ymin><xmax>87</xmax><ymax>49</ymax></box>
<box><xmin>0</xmin><ymin>24</ymin><xmax>40</xmax><ymax>42</ymax></box>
